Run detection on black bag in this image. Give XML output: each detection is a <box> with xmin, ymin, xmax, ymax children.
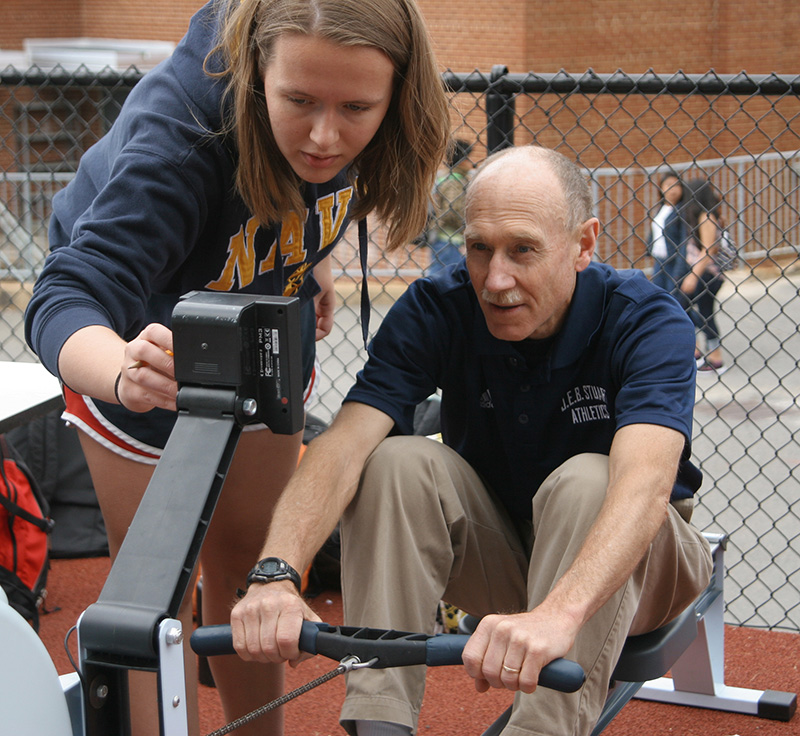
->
<box><xmin>6</xmin><ymin>411</ymin><xmax>107</xmax><ymax>559</ymax></box>
<box><xmin>0</xmin><ymin>435</ymin><xmax>53</xmax><ymax>630</ymax></box>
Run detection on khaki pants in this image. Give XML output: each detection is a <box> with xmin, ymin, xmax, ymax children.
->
<box><xmin>340</xmin><ymin>436</ymin><xmax>713</xmax><ymax>736</ymax></box>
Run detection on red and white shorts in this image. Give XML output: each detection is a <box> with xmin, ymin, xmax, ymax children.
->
<box><xmin>62</xmin><ymin>359</ymin><xmax>320</xmax><ymax>465</ymax></box>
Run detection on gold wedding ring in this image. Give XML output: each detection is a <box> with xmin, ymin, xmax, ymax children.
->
<box><xmin>502</xmin><ymin>664</ymin><xmax>520</xmax><ymax>674</ymax></box>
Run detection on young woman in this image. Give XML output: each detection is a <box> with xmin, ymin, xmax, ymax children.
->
<box><xmin>25</xmin><ymin>0</ymin><xmax>449</xmax><ymax>733</ymax></box>
<box><xmin>681</xmin><ymin>179</ymin><xmax>729</xmax><ymax>373</ymax></box>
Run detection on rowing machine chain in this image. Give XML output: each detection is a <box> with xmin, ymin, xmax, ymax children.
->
<box><xmin>204</xmin><ymin>655</ymin><xmax>378</xmax><ymax>736</ymax></box>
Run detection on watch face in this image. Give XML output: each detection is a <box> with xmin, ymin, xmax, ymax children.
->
<box><xmin>248</xmin><ymin>557</ymin><xmax>300</xmax><ymax>591</ymax></box>
<box><xmin>259</xmin><ymin>559</ymin><xmax>284</xmax><ymax>575</ymax></box>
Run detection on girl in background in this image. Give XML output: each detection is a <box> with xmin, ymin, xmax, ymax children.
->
<box><xmin>681</xmin><ymin>179</ymin><xmax>729</xmax><ymax>373</ymax></box>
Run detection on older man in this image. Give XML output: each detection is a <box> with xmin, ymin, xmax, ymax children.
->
<box><xmin>231</xmin><ymin>146</ymin><xmax>713</xmax><ymax>736</ymax></box>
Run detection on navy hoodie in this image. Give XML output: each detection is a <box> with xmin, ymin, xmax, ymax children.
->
<box><xmin>25</xmin><ymin>1</ymin><xmax>355</xmax><ymax>442</ymax></box>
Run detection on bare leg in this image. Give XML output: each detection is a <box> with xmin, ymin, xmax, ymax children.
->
<box><xmin>200</xmin><ymin>428</ymin><xmax>303</xmax><ymax>735</ymax></box>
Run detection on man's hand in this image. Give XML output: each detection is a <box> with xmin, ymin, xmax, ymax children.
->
<box><xmin>462</xmin><ymin>605</ymin><xmax>580</xmax><ymax>694</ymax></box>
<box><xmin>231</xmin><ymin>580</ymin><xmax>321</xmax><ymax>667</ymax></box>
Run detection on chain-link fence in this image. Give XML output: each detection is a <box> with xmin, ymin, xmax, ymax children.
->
<box><xmin>1</xmin><ymin>66</ymin><xmax>799</xmax><ymax>633</ymax></box>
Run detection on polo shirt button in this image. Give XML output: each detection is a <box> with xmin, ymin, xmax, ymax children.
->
<box><xmin>518</xmin><ymin>413</ymin><xmax>529</xmax><ymax>424</ymax></box>
<box><xmin>508</xmin><ymin>357</ymin><xmax>518</xmax><ymax>367</ymax></box>
<box><xmin>520</xmin><ymin>384</ymin><xmax>530</xmax><ymax>392</ymax></box>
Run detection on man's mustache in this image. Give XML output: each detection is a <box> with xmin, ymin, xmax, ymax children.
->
<box><xmin>481</xmin><ymin>288</ymin><xmax>523</xmax><ymax>306</ymax></box>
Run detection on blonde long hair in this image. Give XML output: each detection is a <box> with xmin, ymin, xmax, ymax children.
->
<box><xmin>208</xmin><ymin>0</ymin><xmax>449</xmax><ymax>251</ymax></box>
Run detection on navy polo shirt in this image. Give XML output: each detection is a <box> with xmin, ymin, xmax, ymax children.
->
<box><xmin>345</xmin><ymin>261</ymin><xmax>701</xmax><ymax>521</ymax></box>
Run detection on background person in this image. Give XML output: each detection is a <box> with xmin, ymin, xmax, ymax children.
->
<box><xmin>647</xmin><ymin>170</ymin><xmax>691</xmax><ymax>299</ymax></box>
<box><xmin>426</xmin><ymin>138</ymin><xmax>473</xmax><ymax>274</ymax></box>
<box><xmin>24</xmin><ymin>0</ymin><xmax>449</xmax><ymax>733</ymax></box>
<box><xmin>681</xmin><ymin>178</ymin><xmax>730</xmax><ymax>373</ymax></box>
<box><xmin>231</xmin><ymin>146</ymin><xmax>712</xmax><ymax>736</ymax></box>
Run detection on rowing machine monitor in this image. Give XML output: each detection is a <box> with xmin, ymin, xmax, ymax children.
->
<box><xmin>172</xmin><ymin>291</ymin><xmax>304</xmax><ymax>434</ymax></box>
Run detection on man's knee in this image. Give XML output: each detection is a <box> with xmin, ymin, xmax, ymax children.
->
<box><xmin>533</xmin><ymin>453</ymin><xmax>609</xmax><ymax>520</ymax></box>
<box><xmin>349</xmin><ymin>436</ymin><xmax>445</xmax><ymax>518</ymax></box>
<box><xmin>354</xmin><ymin>436</ymin><xmax>483</xmax><ymax>533</ymax></box>
<box><xmin>364</xmin><ymin>434</ymin><xmax>433</xmax><ymax>466</ymax></box>
<box><xmin>362</xmin><ymin>435</ymin><xmax>455</xmax><ymax>486</ymax></box>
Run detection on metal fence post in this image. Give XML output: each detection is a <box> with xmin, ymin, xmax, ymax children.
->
<box><xmin>486</xmin><ymin>65</ymin><xmax>515</xmax><ymax>154</ymax></box>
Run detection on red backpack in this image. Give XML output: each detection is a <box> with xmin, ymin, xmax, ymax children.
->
<box><xmin>0</xmin><ymin>435</ymin><xmax>53</xmax><ymax>630</ymax></box>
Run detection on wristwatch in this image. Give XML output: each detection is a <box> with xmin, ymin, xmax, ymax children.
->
<box><xmin>246</xmin><ymin>557</ymin><xmax>302</xmax><ymax>593</ymax></box>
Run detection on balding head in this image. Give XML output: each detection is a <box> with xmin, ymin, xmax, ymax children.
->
<box><xmin>466</xmin><ymin>146</ymin><xmax>593</xmax><ymax>235</ymax></box>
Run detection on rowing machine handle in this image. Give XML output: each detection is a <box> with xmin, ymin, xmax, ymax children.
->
<box><xmin>191</xmin><ymin>621</ymin><xmax>585</xmax><ymax>693</ymax></box>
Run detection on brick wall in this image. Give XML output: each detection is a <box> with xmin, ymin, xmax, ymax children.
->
<box><xmin>77</xmin><ymin>0</ymin><xmax>205</xmax><ymax>43</ymax></box>
<box><xmin>0</xmin><ymin>0</ymin><xmax>204</xmax><ymax>49</ymax></box>
<box><xmin>2</xmin><ymin>0</ymin><xmax>83</xmax><ymax>46</ymax></box>
<box><xmin>416</xmin><ymin>0</ymin><xmax>800</xmax><ymax>75</ymax></box>
<box><xmin>419</xmin><ymin>0</ymin><xmax>528</xmax><ymax>72</ymax></box>
<box><xmin>2</xmin><ymin>0</ymin><xmax>798</xmax><ymax>75</ymax></box>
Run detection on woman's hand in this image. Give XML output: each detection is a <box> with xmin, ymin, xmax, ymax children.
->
<box><xmin>58</xmin><ymin>323</ymin><xmax>175</xmax><ymax>412</ymax></box>
<box><xmin>117</xmin><ymin>323</ymin><xmax>177</xmax><ymax>412</ymax></box>
<box><xmin>313</xmin><ymin>257</ymin><xmax>336</xmax><ymax>340</ymax></box>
